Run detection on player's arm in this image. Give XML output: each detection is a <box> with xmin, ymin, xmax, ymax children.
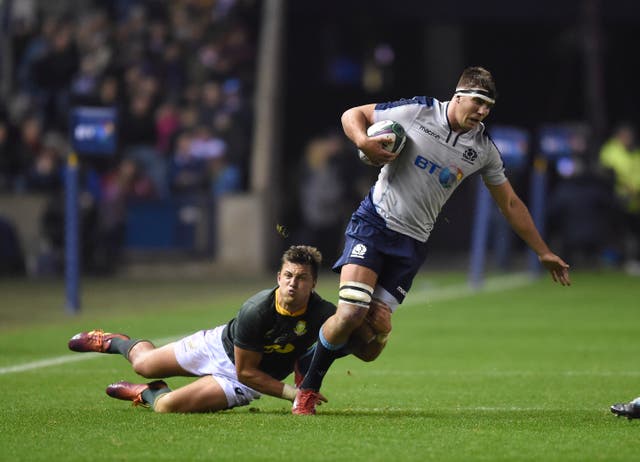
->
<box><xmin>341</xmin><ymin>104</ymin><xmax>398</xmax><ymax>165</ymax></box>
<box><xmin>486</xmin><ymin>180</ymin><xmax>571</xmax><ymax>286</ymax></box>
<box><xmin>234</xmin><ymin>346</ymin><xmax>299</xmax><ymax>402</ymax></box>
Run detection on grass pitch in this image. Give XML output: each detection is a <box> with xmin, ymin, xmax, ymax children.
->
<box><xmin>1</xmin><ymin>270</ymin><xmax>640</xmax><ymax>461</ymax></box>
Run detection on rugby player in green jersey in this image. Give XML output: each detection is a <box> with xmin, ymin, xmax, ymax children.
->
<box><xmin>68</xmin><ymin>245</ymin><xmax>390</xmax><ymax>413</ymax></box>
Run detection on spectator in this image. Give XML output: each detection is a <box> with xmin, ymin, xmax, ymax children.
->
<box><xmin>0</xmin><ymin>217</ymin><xmax>26</xmax><ymax>276</ymax></box>
<box><xmin>198</xmin><ymin>80</ymin><xmax>223</xmax><ymax>125</ymax></box>
<box><xmin>24</xmin><ymin>131</ymin><xmax>67</xmax><ymax>193</ymax></box>
<box><xmin>31</xmin><ymin>20</ymin><xmax>79</xmax><ymax>130</ymax></box>
<box><xmin>120</xmin><ymin>90</ymin><xmax>168</xmax><ymax>198</ymax></box>
<box><xmin>208</xmin><ymin>153</ymin><xmax>242</xmax><ymax>198</ymax></box>
<box><xmin>155</xmin><ymin>101</ymin><xmax>181</xmax><ymax>156</ymax></box>
<box><xmin>168</xmin><ymin>131</ymin><xmax>209</xmax><ymax>195</ymax></box>
<box><xmin>16</xmin><ymin>16</ymin><xmax>57</xmax><ymax>97</ymax></box>
<box><xmin>0</xmin><ymin>114</ymin><xmax>18</xmax><ymax>191</ymax></box>
<box><xmin>13</xmin><ymin>114</ymin><xmax>44</xmax><ymax>190</ymax></box>
<box><xmin>160</xmin><ymin>41</ymin><xmax>188</xmax><ymax>98</ymax></box>
<box><xmin>98</xmin><ymin>158</ymin><xmax>157</xmax><ymax>272</ymax></box>
<box><xmin>599</xmin><ymin>123</ymin><xmax>640</xmax><ymax>273</ymax></box>
<box><xmin>295</xmin><ymin>134</ymin><xmax>355</xmax><ymax>266</ymax></box>
<box><xmin>212</xmin><ymin>110</ymin><xmax>249</xmax><ymax>176</ymax></box>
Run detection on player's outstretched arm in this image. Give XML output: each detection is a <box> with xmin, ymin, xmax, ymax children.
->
<box><xmin>234</xmin><ymin>346</ymin><xmax>326</xmax><ymax>402</ymax></box>
<box><xmin>487</xmin><ymin>181</ymin><xmax>571</xmax><ymax>286</ymax></box>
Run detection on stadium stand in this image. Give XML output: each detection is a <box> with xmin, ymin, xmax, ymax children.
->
<box><xmin>0</xmin><ymin>0</ymin><xmax>259</xmax><ymax>275</ymax></box>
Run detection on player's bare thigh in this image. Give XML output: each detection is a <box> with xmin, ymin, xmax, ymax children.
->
<box><xmin>154</xmin><ymin>376</ymin><xmax>229</xmax><ymax>413</ymax></box>
<box><xmin>129</xmin><ymin>341</ymin><xmax>194</xmax><ymax>378</ymax></box>
<box><xmin>340</xmin><ymin>263</ymin><xmax>378</xmax><ymax>287</ymax></box>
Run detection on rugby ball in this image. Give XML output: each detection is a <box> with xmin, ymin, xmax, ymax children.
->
<box><xmin>358</xmin><ymin>120</ymin><xmax>407</xmax><ymax>166</ymax></box>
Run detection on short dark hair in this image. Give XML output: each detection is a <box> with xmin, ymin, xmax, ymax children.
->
<box><xmin>281</xmin><ymin>245</ymin><xmax>322</xmax><ymax>280</ymax></box>
<box><xmin>456</xmin><ymin>66</ymin><xmax>497</xmax><ymax>100</ymax></box>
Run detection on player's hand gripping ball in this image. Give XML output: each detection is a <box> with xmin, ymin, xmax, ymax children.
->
<box><xmin>358</xmin><ymin>120</ymin><xmax>407</xmax><ymax>166</ymax></box>
<box><xmin>354</xmin><ymin>299</ymin><xmax>392</xmax><ymax>344</ymax></box>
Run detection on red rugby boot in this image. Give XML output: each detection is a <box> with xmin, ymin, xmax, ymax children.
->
<box><xmin>68</xmin><ymin>329</ymin><xmax>130</xmax><ymax>353</ymax></box>
<box><xmin>292</xmin><ymin>389</ymin><xmax>321</xmax><ymax>415</ymax></box>
<box><xmin>106</xmin><ymin>380</ymin><xmax>169</xmax><ymax>407</ymax></box>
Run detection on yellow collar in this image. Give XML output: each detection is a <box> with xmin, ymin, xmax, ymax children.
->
<box><xmin>275</xmin><ymin>289</ymin><xmax>307</xmax><ymax>317</ymax></box>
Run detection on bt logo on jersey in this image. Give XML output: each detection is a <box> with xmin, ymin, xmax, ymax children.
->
<box><xmin>439</xmin><ymin>166</ymin><xmax>464</xmax><ymax>188</ymax></box>
<box><xmin>414</xmin><ymin>155</ymin><xmax>441</xmax><ymax>174</ymax></box>
<box><xmin>414</xmin><ymin>155</ymin><xmax>463</xmax><ymax>189</ymax></box>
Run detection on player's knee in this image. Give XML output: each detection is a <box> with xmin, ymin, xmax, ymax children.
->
<box><xmin>131</xmin><ymin>356</ymin><xmax>155</xmax><ymax>378</ymax></box>
<box><xmin>335</xmin><ymin>303</ymin><xmax>368</xmax><ymax>331</ymax></box>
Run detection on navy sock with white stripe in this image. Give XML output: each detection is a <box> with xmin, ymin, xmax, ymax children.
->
<box><xmin>299</xmin><ymin>329</ymin><xmax>345</xmax><ymax>391</ymax></box>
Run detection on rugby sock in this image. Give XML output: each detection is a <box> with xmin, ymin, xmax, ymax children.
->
<box><xmin>142</xmin><ymin>386</ymin><xmax>171</xmax><ymax>407</ymax></box>
<box><xmin>108</xmin><ymin>338</ymin><xmax>142</xmax><ymax>359</ymax></box>
<box><xmin>297</xmin><ymin>343</ymin><xmax>351</xmax><ymax>378</ymax></box>
<box><xmin>300</xmin><ymin>329</ymin><xmax>345</xmax><ymax>392</ymax></box>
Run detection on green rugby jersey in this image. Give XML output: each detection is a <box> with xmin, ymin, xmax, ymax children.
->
<box><xmin>221</xmin><ymin>287</ymin><xmax>336</xmax><ymax>380</ymax></box>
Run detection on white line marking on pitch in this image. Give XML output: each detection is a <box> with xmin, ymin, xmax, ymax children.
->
<box><xmin>0</xmin><ymin>273</ymin><xmax>533</xmax><ymax>376</ymax></box>
<box><xmin>0</xmin><ymin>335</ymin><xmax>181</xmax><ymax>375</ymax></box>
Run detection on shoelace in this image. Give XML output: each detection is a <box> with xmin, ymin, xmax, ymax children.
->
<box><xmin>132</xmin><ymin>393</ymin><xmax>146</xmax><ymax>407</ymax></box>
<box><xmin>88</xmin><ymin>329</ymin><xmax>107</xmax><ymax>350</ymax></box>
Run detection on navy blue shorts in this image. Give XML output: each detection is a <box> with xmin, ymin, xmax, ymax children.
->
<box><xmin>332</xmin><ymin>213</ymin><xmax>428</xmax><ymax>304</ymax></box>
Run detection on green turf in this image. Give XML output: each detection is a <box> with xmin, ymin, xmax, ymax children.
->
<box><xmin>2</xmin><ymin>270</ymin><xmax>640</xmax><ymax>461</ymax></box>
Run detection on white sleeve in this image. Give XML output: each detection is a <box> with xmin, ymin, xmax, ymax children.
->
<box><xmin>481</xmin><ymin>144</ymin><xmax>508</xmax><ymax>186</ymax></box>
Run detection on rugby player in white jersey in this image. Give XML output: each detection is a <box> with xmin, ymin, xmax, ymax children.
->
<box><xmin>293</xmin><ymin>66</ymin><xmax>571</xmax><ymax>415</ymax></box>
<box><xmin>67</xmin><ymin>245</ymin><xmax>390</xmax><ymax>413</ymax></box>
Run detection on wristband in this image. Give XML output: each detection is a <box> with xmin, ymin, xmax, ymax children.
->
<box><xmin>281</xmin><ymin>383</ymin><xmax>297</xmax><ymax>401</ymax></box>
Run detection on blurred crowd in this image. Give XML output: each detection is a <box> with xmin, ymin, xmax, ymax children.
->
<box><xmin>546</xmin><ymin>123</ymin><xmax>640</xmax><ymax>274</ymax></box>
<box><xmin>0</xmin><ymin>0</ymin><xmax>258</xmax><ymax>274</ymax></box>
<box><xmin>291</xmin><ymin>131</ymin><xmax>376</xmax><ymax>267</ymax></box>
<box><xmin>1</xmin><ymin>0</ymin><xmax>639</xmax><ymax>278</ymax></box>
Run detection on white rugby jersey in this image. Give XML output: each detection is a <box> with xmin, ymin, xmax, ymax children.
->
<box><xmin>369</xmin><ymin>96</ymin><xmax>507</xmax><ymax>242</ymax></box>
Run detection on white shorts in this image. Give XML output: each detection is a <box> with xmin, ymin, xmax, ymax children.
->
<box><xmin>174</xmin><ymin>325</ymin><xmax>261</xmax><ymax>408</ymax></box>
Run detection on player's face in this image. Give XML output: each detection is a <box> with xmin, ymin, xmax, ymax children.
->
<box><xmin>454</xmin><ymin>96</ymin><xmax>493</xmax><ymax>131</ymax></box>
<box><xmin>277</xmin><ymin>262</ymin><xmax>316</xmax><ymax>311</ymax></box>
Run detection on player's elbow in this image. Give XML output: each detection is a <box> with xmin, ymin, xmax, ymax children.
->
<box><xmin>235</xmin><ymin>368</ymin><xmax>255</xmax><ymax>388</ymax></box>
<box><xmin>340</xmin><ymin>108</ymin><xmax>354</xmax><ymax>125</ymax></box>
